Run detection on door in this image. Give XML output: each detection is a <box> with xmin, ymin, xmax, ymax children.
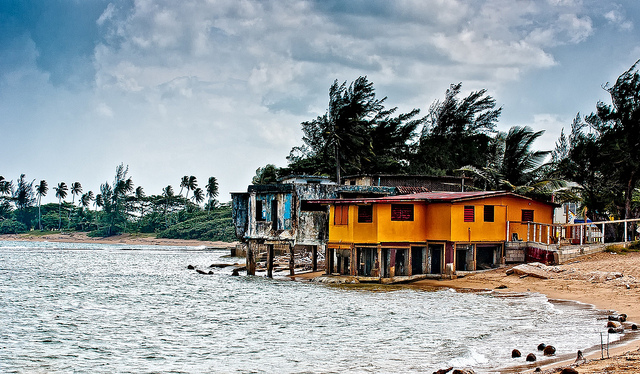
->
<box><xmin>428</xmin><ymin>244</ymin><xmax>443</xmax><ymax>274</ymax></box>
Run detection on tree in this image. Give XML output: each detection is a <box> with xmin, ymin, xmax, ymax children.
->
<box><xmin>0</xmin><ymin>176</ymin><xmax>12</xmax><ymax>220</ymax></box>
<box><xmin>206</xmin><ymin>176</ymin><xmax>219</xmax><ymax>213</ymax></box>
<box><xmin>70</xmin><ymin>182</ymin><xmax>82</xmax><ymax>205</ymax></box>
<box><xmin>191</xmin><ymin>187</ymin><xmax>204</xmax><ymax>205</ymax></box>
<box><xmin>54</xmin><ymin>182</ymin><xmax>68</xmax><ymax>230</ymax></box>
<box><xmin>411</xmin><ymin>83</ymin><xmax>501</xmax><ymax>175</ymax></box>
<box><xmin>289</xmin><ymin>76</ymin><xmax>423</xmax><ymax>181</ymax></box>
<box><xmin>252</xmin><ymin>164</ymin><xmax>279</xmax><ymax>185</ymax></box>
<box><xmin>459</xmin><ymin>126</ymin><xmax>561</xmax><ymax>198</ymax></box>
<box><xmin>13</xmin><ymin>174</ymin><xmax>36</xmax><ymax>227</ymax></box>
<box><xmin>588</xmin><ymin>59</ymin><xmax>640</xmax><ymax>220</ymax></box>
<box><xmin>36</xmin><ymin>180</ymin><xmax>48</xmax><ymax>230</ymax></box>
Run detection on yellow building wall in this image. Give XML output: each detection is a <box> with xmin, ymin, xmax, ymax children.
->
<box><xmin>376</xmin><ymin>203</ymin><xmax>429</xmax><ymax>243</ymax></box>
<box><xmin>328</xmin><ymin>195</ymin><xmax>556</xmax><ymax>246</ymax></box>
<box><xmin>424</xmin><ymin>204</ymin><xmax>452</xmax><ymax>241</ymax></box>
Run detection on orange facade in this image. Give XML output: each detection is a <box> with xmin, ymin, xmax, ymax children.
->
<box><xmin>324</xmin><ymin>192</ymin><xmax>555</xmax><ymax>277</ymax></box>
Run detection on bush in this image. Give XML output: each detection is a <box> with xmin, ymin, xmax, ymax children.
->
<box><xmin>605</xmin><ymin>242</ymin><xmax>640</xmax><ymax>254</ymax></box>
<box><xmin>156</xmin><ymin>206</ymin><xmax>235</xmax><ymax>242</ymax></box>
<box><xmin>0</xmin><ymin>219</ymin><xmax>28</xmax><ymax>234</ymax></box>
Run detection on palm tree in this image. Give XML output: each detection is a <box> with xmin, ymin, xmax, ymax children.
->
<box><xmin>162</xmin><ymin>185</ymin><xmax>175</xmax><ymax>226</ymax></box>
<box><xmin>36</xmin><ymin>180</ymin><xmax>48</xmax><ymax>230</ymax></box>
<box><xmin>54</xmin><ymin>182</ymin><xmax>68</xmax><ymax>230</ymax></box>
<box><xmin>191</xmin><ymin>187</ymin><xmax>204</xmax><ymax>205</ymax></box>
<box><xmin>0</xmin><ymin>176</ymin><xmax>11</xmax><ymax>196</ymax></box>
<box><xmin>459</xmin><ymin>126</ymin><xmax>564</xmax><ymax>197</ymax></box>
<box><xmin>70</xmin><ymin>182</ymin><xmax>82</xmax><ymax>205</ymax></box>
<box><xmin>81</xmin><ymin>191</ymin><xmax>95</xmax><ymax>209</ymax></box>
<box><xmin>205</xmin><ymin>176</ymin><xmax>219</xmax><ymax>213</ymax></box>
<box><xmin>179</xmin><ymin>176</ymin><xmax>189</xmax><ymax>197</ymax></box>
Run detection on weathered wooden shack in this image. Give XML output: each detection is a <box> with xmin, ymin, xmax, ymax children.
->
<box><xmin>231</xmin><ymin>176</ymin><xmax>395</xmax><ymax>276</ymax></box>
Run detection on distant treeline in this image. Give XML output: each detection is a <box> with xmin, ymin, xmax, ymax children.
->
<box><xmin>0</xmin><ymin>165</ymin><xmax>235</xmax><ymax>242</ymax></box>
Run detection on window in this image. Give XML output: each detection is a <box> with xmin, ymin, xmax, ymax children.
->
<box><xmin>255</xmin><ymin>200</ymin><xmax>265</xmax><ymax>221</ymax></box>
<box><xmin>391</xmin><ymin>204</ymin><xmax>414</xmax><ymax>221</ymax></box>
<box><xmin>334</xmin><ymin>205</ymin><xmax>349</xmax><ymax>225</ymax></box>
<box><xmin>358</xmin><ymin>205</ymin><xmax>373</xmax><ymax>223</ymax></box>
<box><xmin>522</xmin><ymin>209</ymin><xmax>534</xmax><ymax>222</ymax></box>
<box><xmin>464</xmin><ymin>206</ymin><xmax>474</xmax><ymax>222</ymax></box>
<box><xmin>484</xmin><ymin>205</ymin><xmax>494</xmax><ymax>222</ymax></box>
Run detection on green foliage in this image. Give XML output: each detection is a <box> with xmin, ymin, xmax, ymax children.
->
<box><xmin>411</xmin><ymin>83</ymin><xmax>500</xmax><ymax>175</ymax></box>
<box><xmin>0</xmin><ymin>219</ymin><xmax>27</xmax><ymax>234</ymax></box>
<box><xmin>156</xmin><ymin>204</ymin><xmax>235</xmax><ymax>242</ymax></box>
<box><xmin>604</xmin><ymin>242</ymin><xmax>640</xmax><ymax>254</ymax></box>
<box><xmin>289</xmin><ymin>76</ymin><xmax>424</xmax><ymax>182</ymax></box>
<box><xmin>252</xmin><ymin>164</ymin><xmax>280</xmax><ymax>184</ymax></box>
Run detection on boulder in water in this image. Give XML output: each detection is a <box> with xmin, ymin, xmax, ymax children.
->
<box><xmin>433</xmin><ymin>368</ymin><xmax>452</xmax><ymax>374</ymax></box>
<box><xmin>512</xmin><ymin>349</ymin><xmax>521</xmax><ymax>358</ymax></box>
<box><xmin>187</xmin><ymin>265</ymin><xmax>195</xmax><ymax>270</ymax></box>
<box><xmin>452</xmin><ymin>370</ymin><xmax>476</xmax><ymax>374</ymax></box>
<box><xmin>537</xmin><ymin>343</ymin><xmax>546</xmax><ymax>351</ymax></box>
<box><xmin>526</xmin><ymin>353</ymin><xmax>537</xmax><ymax>362</ymax></box>
<box><xmin>543</xmin><ymin>345</ymin><xmax>556</xmax><ymax>356</ymax></box>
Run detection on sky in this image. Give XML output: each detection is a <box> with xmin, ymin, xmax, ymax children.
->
<box><xmin>1</xmin><ymin>0</ymin><xmax>639</xmax><ymax>205</ymax></box>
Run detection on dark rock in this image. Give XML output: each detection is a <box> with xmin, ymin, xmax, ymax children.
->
<box><xmin>543</xmin><ymin>345</ymin><xmax>556</xmax><ymax>356</ymax></box>
<box><xmin>620</xmin><ymin>313</ymin><xmax>627</xmax><ymax>322</ymax></box>
<box><xmin>537</xmin><ymin>343</ymin><xmax>546</xmax><ymax>351</ymax></box>
<box><xmin>512</xmin><ymin>349</ymin><xmax>521</xmax><ymax>358</ymax></box>
<box><xmin>608</xmin><ymin>314</ymin><xmax>627</xmax><ymax>322</ymax></box>
<box><xmin>607</xmin><ymin>321</ymin><xmax>621</xmax><ymax>328</ymax></box>
<box><xmin>608</xmin><ymin>327</ymin><xmax>624</xmax><ymax>334</ymax></box>
<box><xmin>196</xmin><ymin>269</ymin><xmax>214</xmax><ymax>275</ymax></box>
<box><xmin>210</xmin><ymin>263</ymin><xmax>231</xmax><ymax>268</ymax></box>
<box><xmin>526</xmin><ymin>353</ymin><xmax>537</xmax><ymax>362</ymax></box>
<box><xmin>560</xmin><ymin>368</ymin><xmax>579</xmax><ymax>374</ymax></box>
<box><xmin>495</xmin><ymin>285</ymin><xmax>508</xmax><ymax>289</ymax></box>
<box><xmin>433</xmin><ymin>367</ymin><xmax>453</xmax><ymax>374</ymax></box>
<box><xmin>534</xmin><ymin>369</ymin><xmax>541</xmax><ymax>373</ymax></box>
<box><xmin>231</xmin><ymin>269</ymin><xmax>240</xmax><ymax>276</ymax></box>
<box><xmin>452</xmin><ymin>370</ymin><xmax>476</xmax><ymax>374</ymax></box>
<box><xmin>632</xmin><ymin>324</ymin><xmax>638</xmax><ymax>330</ymax></box>
<box><xmin>187</xmin><ymin>265</ymin><xmax>195</xmax><ymax>269</ymax></box>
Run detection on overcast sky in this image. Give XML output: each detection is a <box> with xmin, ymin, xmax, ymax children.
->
<box><xmin>1</xmin><ymin>0</ymin><xmax>639</xmax><ymax>204</ymax></box>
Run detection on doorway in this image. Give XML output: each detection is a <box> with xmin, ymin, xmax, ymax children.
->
<box><xmin>411</xmin><ymin>247</ymin><xmax>425</xmax><ymax>275</ymax></box>
<box><xmin>428</xmin><ymin>244</ymin><xmax>443</xmax><ymax>274</ymax></box>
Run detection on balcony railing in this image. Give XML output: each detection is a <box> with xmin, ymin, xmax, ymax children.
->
<box><xmin>507</xmin><ymin>218</ymin><xmax>640</xmax><ymax>246</ymax></box>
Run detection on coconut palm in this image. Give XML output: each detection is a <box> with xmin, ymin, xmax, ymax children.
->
<box><xmin>191</xmin><ymin>187</ymin><xmax>204</xmax><ymax>205</ymax></box>
<box><xmin>459</xmin><ymin>126</ymin><xmax>564</xmax><ymax>197</ymax></box>
<box><xmin>70</xmin><ymin>182</ymin><xmax>82</xmax><ymax>205</ymax></box>
<box><xmin>179</xmin><ymin>176</ymin><xmax>189</xmax><ymax>197</ymax></box>
<box><xmin>81</xmin><ymin>191</ymin><xmax>95</xmax><ymax>209</ymax></box>
<box><xmin>205</xmin><ymin>176</ymin><xmax>219</xmax><ymax>213</ymax></box>
<box><xmin>35</xmin><ymin>180</ymin><xmax>48</xmax><ymax>230</ymax></box>
<box><xmin>54</xmin><ymin>182</ymin><xmax>68</xmax><ymax>230</ymax></box>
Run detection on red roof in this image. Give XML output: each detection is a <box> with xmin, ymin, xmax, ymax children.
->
<box><xmin>308</xmin><ymin>190</ymin><xmax>553</xmax><ymax>205</ymax></box>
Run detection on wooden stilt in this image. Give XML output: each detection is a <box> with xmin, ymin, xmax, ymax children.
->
<box><xmin>267</xmin><ymin>244</ymin><xmax>274</xmax><ymax>278</ymax></box>
<box><xmin>312</xmin><ymin>246</ymin><xmax>318</xmax><ymax>272</ymax></box>
<box><xmin>247</xmin><ymin>243</ymin><xmax>256</xmax><ymax>276</ymax></box>
<box><xmin>289</xmin><ymin>244</ymin><xmax>295</xmax><ymax>276</ymax></box>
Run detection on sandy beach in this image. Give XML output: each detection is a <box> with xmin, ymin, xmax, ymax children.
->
<box><xmin>3</xmin><ymin>233</ymin><xmax>639</xmax><ymax>373</ymax></box>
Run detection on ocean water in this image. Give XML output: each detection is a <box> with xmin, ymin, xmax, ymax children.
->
<box><xmin>0</xmin><ymin>240</ymin><xmax>618</xmax><ymax>373</ymax></box>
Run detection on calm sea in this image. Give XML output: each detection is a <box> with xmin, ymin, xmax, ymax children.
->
<box><xmin>0</xmin><ymin>240</ymin><xmax>617</xmax><ymax>373</ymax></box>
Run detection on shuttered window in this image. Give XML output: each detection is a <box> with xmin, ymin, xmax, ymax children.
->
<box><xmin>522</xmin><ymin>209</ymin><xmax>534</xmax><ymax>222</ymax></box>
<box><xmin>391</xmin><ymin>204</ymin><xmax>414</xmax><ymax>221</ymax></box>
<box><xmin>464</xmin><ymin>206</ymin><xmax>474</xmax><ymax>222</ymax></box>
<box><xmin>358</xmin><ymin>205</ymin><xmax>373</xmax><ymax>223</ymax></box>
<box><xmin>334</xmin><ymin>205</ymin><xmax>349</xmax><ymax>225</ymax></box>
<box><xmin>484</xmin><ymin>205</ymin><xmax>494</xmax><ymax>222</ymax></box>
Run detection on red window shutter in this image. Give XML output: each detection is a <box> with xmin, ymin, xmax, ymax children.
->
<box><xmin>522</xmin><ymin>210</ymin><xmax>534</xmax><ymax>222</ymax></box>
<box><xmin>464</xmin><ymin>206</ymin><xmax>474</xmax><ymax>222</ymax></box>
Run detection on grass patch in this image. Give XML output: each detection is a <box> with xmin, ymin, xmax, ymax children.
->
<box><xmin>605</xmin><ymin>241</ymin><xmax>640</xmax><ymax>254</ymax></box>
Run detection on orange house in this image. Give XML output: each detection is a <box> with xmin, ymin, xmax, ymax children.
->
<box><xmin>315</xmin><ymin>191</ymin><xmax>555</xmax><ymax>278</ymax></box>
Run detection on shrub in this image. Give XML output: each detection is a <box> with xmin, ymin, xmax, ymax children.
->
<box><xmin>0</xmin><ymin>220</ymin><xmax>28</xmax><ymax>234</ymax></box>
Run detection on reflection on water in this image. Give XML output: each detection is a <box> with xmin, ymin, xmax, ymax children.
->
<box><xmin>0</xmin><ymin>241</ymin><xmax>616</xmax><ymax>373</ymax></box>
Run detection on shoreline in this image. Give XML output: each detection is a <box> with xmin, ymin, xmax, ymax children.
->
<box><xmin>3</xmin><ymin>234</ymin><xmax>639</xmax><ymax>373</ymax></box>
<box><xmin>293</xmin><ymin>252</ymin><xmax>640</xmax><ymax>374</ymax></box>
<box><xmin>0</xmin><ymin>232</ymin><xmax>237</xmax><ymax>249</ymax></box>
